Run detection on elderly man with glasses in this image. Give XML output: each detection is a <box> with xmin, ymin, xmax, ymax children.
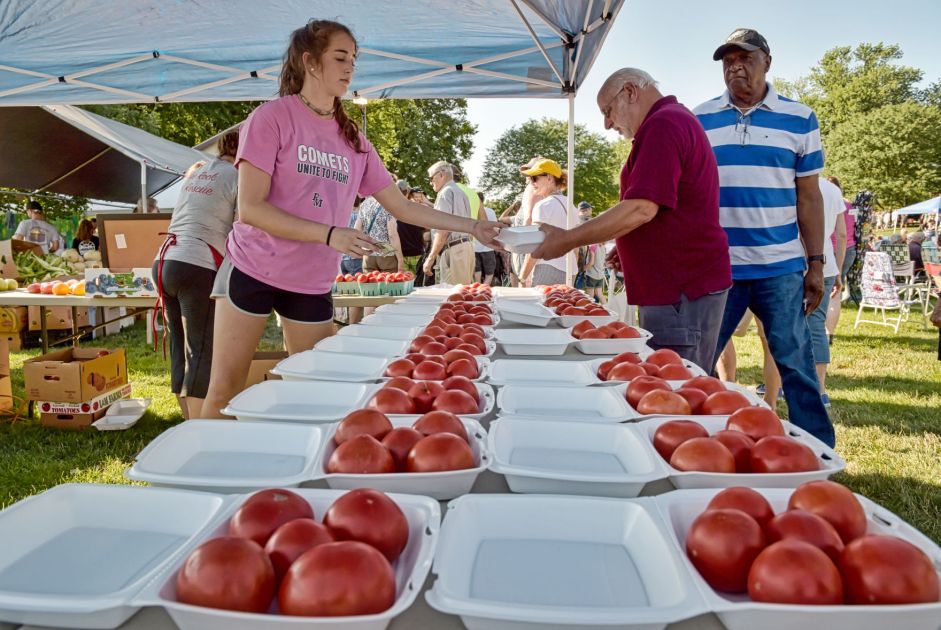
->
<box><xmin>531</xmin><ymin>67</ymin><xmax>731</xmax><ymax>374</ymax></box>
<box><xmin>423</xmin><ymin>160</ymin><xmax>475</xmax><ymax>284</ymax></box>
<box><xmin>693</xmin><ymin>28</ymin><xmax>834</xmax><ymax>447</ymax></box>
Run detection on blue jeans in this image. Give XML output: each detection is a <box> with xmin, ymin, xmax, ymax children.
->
<box><xmin>713</xmin><ymin>272</ymin><xmax>835</xmax><ymax>447</ymax></box>
<box><xmin>340</xmin><ymin>256</ymin><xmax>362</xmax><ymax>275</ymax></box>
<box><xmin>807</xmin><ymin>276</ymin><xmax>835</xmax><ymax>364</ymax></box>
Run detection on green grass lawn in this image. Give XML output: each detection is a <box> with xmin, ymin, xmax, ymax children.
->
<box><xmin>0</xmin><ymin>310</ymin><xmax>939</xmax><ymax>543</ymax></box>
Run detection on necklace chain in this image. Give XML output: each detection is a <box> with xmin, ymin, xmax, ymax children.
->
<box><xmin>298</xmin><ymin>93</ymin><xmax>335</xmax><ymax>117</ymax></box>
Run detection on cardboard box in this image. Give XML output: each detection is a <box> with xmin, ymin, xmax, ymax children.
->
<box><xmin>84</xmin><ymin>268</ymin><xmax>157</xmax><ymax>298</ymax></box>
<box><xmin>28</xmin><ymin>306</ymin><xmax>90</xmax><ymax>331</ymax></box>
<box><xmin>2</xmin><ymin>333</ymin><xmax>24</xmax><ymax>352</ymax></box>
<box><xmin>0</xmin><ymin>335</ymin><xmax>10</xmax><ymax>411</ymax></box>
<box><xmin>24</xmin><ymin>347</ymin><xmax>128</xmax><ymax>403</ymax></box>
<box><xmin>38</xmin><ymin>383</ymin><xmax>131</xmax><ymax>430</ymax></box>
<box><xmin>245</xmin><ymin>351</ymin><xmax>287</xmax><ymax>388</ymax></box>
<box><xmin>0</xmin><ymin>306</ymin><xmax>27</xmax><ymax>333</ymax></box>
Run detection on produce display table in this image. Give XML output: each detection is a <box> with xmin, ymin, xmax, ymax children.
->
<box><xmin>331</xmin><ymin>294</ymin><xmax>399</xmax><ymax>308</ymax></box>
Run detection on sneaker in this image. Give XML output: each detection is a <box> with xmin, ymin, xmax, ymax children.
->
<box><xmin>821</xmin><ymin>393</ymin><xmax>831</xmax><ymax>408</ymax></box>
<box><xmin>755</xmin><ymin>383</ymin><xmax>784</xmax><ymax>397</ymax></box>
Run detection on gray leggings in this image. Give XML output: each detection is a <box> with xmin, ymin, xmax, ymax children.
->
<box><xmin>152</xmin><ymin>259</ymin><xmax>217</xmax><ymax>398</ymax></box>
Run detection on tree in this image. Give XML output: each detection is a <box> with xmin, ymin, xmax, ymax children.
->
<box><xmin>478</xmin><ymin>118</ymin><xmax>622</xmax><ymax>212</ymax></box>
<box><xmin>825</xmin><ymin>102</ymin><xmax>941</xmax><ymax>208</ymax></box>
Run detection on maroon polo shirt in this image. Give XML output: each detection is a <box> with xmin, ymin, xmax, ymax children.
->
<box><xmin>615</xmin><ymin>96</ymin><xmax>731</xmax><ymax>305</ymax></box>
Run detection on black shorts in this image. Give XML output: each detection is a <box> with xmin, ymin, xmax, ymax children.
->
<box><xmin>475</xmin><ymin>251</ymin><xmax>497</xmax><ymax>276</ymax></box>
<box><xmin>213</xmin><ymin>259</ymin><xmax>333</xmax><ymax>323</ymax></box>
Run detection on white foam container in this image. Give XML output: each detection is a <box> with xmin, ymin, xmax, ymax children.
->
<box><xmin>487</xmin><ymin>359</ymin><xmax>601</xmax><ymax>387</ymax></box>
<box><xmin>126</xmin><ymin>420</ymin><xmax>327</xmax><ymax>493</ymax></box>
<box><xmin>313</xmin><ymin>335</ymin><xmax>410</xmax><ymax>357</ymax></box>
<box><xmin>488</xmin><ymin>418</ymin><xmax>669</xmax><ymax>497</ymax></box>
<box><xmin>494</xmin><ymin>225</ymin><xmax>545</xmax><ymax>254</ymax></box>
<box><xmin>92</xmin><ymin>398</ymin><xmax>150</xmax><ymax>431</ymax></box>
<box><xmin>493</xmin><ymin>299</ymin><xmax>556</xmax><ymax>327</ymax></box>
<box><xmin>337</xmin><ymin>324</ymin><xmax>422</xmax><ymax>341</ymax></box>
<box><xmin>374</xmin><ymin>301</ymin><xmax>442</xmax><ymax>315</ymax></box>
<box><xmin>588</xmin><ymin>357</ymin><xmax>708</xmax><ymax>383</ymax></box>
<box><xmin>360</xmin><ymin>312</ymin><xmax>435</xmax><ymax>327</ymax></box>
<box><xmin>318</xmin><ymin>418</ymin><xmax>489</xmax><ymax>500</ymax></box>
<box><xmin>638</xmin><ymin>416</ymin><xmax>845</xmax><ymax>488</ymax></box>
<box><xmin>654</xmin><ymin>488</ymin><xmax>941</xmax><ymax>630</ymax></box>
<box><xmin>426</xmin><ymin>494</ymin><xmax>707</xmax><ymax>629</ymax></box>
<box><xmin>490</xmin><ymin>286</ymin><xmax>543</xmax><ymax>301</ymax></box>
<box><xmin>273</xmin><ymin>351</ymin><xmax>391</xmax><ymax>382</ymax></box>
<box><xmin>493</xmin><ymin>328</ymin><xmax>573</xmax><ymax>355</ymax></box>
<box><xmin>497</xmin><ymin>384</ymin><xmax>640</xmax><ymax>421</ymax></box>
<box><xmin>0</xmin><ymin>484</ymin><xmax>230</xmax><ymax>628</ymax></box>
<box><xmin>147</xmin><ymin>489</ymin><xmax>440</xmax><ymax>630</ymax></box>
<box><xmin>223</xmin><ymin>380</ymin><xmax>379</xmax><ymax>423</ymax></box>
<box><xmin>572</xmin><ymin>327</ymin><xmax>654</xmax><ymax>355</ymax></box>
<box><xmin>370</xmin><ymin>382</ymin><xmax>497</xmax><ymax>421</ymax></box>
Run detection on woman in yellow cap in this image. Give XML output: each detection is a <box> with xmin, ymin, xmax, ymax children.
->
<box><xmin>518</xmin><ymin>158</ymin><xmax>572</xmax><ymax>286</ymax></box>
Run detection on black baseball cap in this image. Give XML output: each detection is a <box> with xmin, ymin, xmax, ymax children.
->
<box><xmin>712</xmin><ymin>28</ymin><xmax>770</xmax><ymax>61</ymax></box>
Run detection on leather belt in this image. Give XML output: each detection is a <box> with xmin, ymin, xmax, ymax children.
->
<box><xmin>442</xmin><ymin>236</ymin><xmax>470</xmax><ymax>251</ymax></box>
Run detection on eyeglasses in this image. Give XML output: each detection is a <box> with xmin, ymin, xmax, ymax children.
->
<box><xmin>429</xmin><ymin>171</ymin><xmax>442</xmax><ymax>182</ymax></box>
<box><xmin>601</xmin><ymin>85</ymin><xmax>626</xmax><ymax>119</ymax></box>
<box><xmin>527</xmin><ymin>173</ymin><xmax>546</xmax><ymax>183</ymax></box>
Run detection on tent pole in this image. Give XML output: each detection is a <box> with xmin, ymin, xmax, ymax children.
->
<box><xmin>566</xmin><ymin>92</ymin><xmax>575</xmax><ymax>286</ymax></box>
<box><xmin>140</xmin><ymin>161</ymin><xmax>147</xmax><ymax>210</ymax></box>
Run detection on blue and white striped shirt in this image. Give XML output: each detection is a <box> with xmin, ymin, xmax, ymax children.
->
<box><xmin>694</xmin><ymin>84</ymin><xmax>824</xmax><ymax>280</ymax></box>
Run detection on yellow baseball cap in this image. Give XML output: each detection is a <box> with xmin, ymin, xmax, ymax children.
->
<box><xmin>520</xmin><ymin>158</ymin><xmax>562</xmax><ymax>178</ymax></box>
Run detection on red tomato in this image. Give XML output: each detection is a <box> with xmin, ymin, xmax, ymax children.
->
<box><xmin>443</xmin><ymin>323</ymin><xmax>463</xmax><ymax>338</ymax></box>
<box><xmin>335</xmin><ymin>409</ymin><xmax>393</xmax><ymax>444</ymax></box>
<box><xmin>406</xmin><ymin>433</ymin><xmax>475</xmax><ymax>472</ymax></box>
<box><xmin>403</xmin><ymin>352</ymin><xmax>425</xmax><ymax>365</ymax></box>
<box><xmin>421</xmin><ymin>341</ymin><xmax>448</xmax><ymax>356</ymax></box>
<box><xmin>787</xmin><ymin>480</ymin><xmax>867</xmax><ymax>544</ymax></box>
<box><xmin>381</xmin><ymin>427</ymin><xmax>424</xmax><ymax>471</ymax></box>
<box><xmin>646</xmin><ymin>348</ymin><xmax>684</xmax><ymax>367</ymax></box>
<box><xmin>368</xmin><ymin>387</ymin><xmax>417</xmax><ymax>414</ymax></box>
<box><xmin>459</xmin><ymin>333</ymin><xmax>488</xmax><ymax>354</ymax></box>
<box><xmin>472</xmin><ymin>314</ymin><xmax>492</xmax><ymax>325</ymax></box>
<box><xmin>335</xmin><ymin>274</ymin><xmax>344</xmax><ymax>282</ymax></box>
<box><xmin>455</xmin><ymin>342</ymin><xmax>483</xmax><ymax>356</ymax></box>
<box><xmin>615</xmin><ymin>325</ymin><xmax>641</xmax><ymax>338</ymax></box>
<box><xmin>264</xmin><ymin>518</ymin><xmax>335</xmax><ymax>580</ymax></box>
<box><xmin>638</xmin><ymin>362</ymin><xmax>662</xmax><ymax>377</ymax></box>
<box><xmin>324</xmin><ymin>489</ymin><xmax>409</xmax><ymax>563</ymax></box>
<box><xmin>406</xmin><ymin>380</ymin><xmax>445</xmax><ymax>414</ymax></box>
<box><xmin>701</xmin><ymin>390</ymin><xmax>752</xmax><ymax>415</ymax></box>
<box><xmin>675</xmin><ymin>387</ymin><xmax>708</xmax><ymax>414</ymax></box>
<box><xmin>457</xmin><ymin>313</ymin><xmax>475</xmax><ymax>324</ymax></box>
<box><xmin>408</xmin><ymin>335</ymin><xmax>434</xmax><ymax>354</ymax></box>
<box><xmin>669</xmin><ymin>437</ymin><xmax>736</xmax><ymax>473</ymax></box>
<box><xmin>747</xmin><ymin>539</ymin><xmax>843</xmax><ymax>604</ymax></box>
<box><xmin>443</xmin><ymin>349</ymin><xmax>475</xmax><ymax>365</ymax></box>
<box><xmin>463</xmin><ymin>323</ymin><xmax>486</xmax><ymax>337</ymax></box>
<box><xmin>446</xmin><ymin>358</ymin><xmax>479</xmax><ymax>379</ymax></box>
<box><xmin>684</xmin><ymin>376</ymin><xmax>726</xmax><ymax>396</ymax></box>
<box><xmin>383</xmin><ymin>376</ymin><xmax>415</xmax><ymax>391</ymax></box>
<box><xmin>636</xmin><ymin>389</ymin><xmax>692</xmax><ymax>415</ymax></box>
<box><xmin>726</xmin><ymin>407</ymin><xmax>785</xmax><ymax>441</ymax></box>
<box><xmin>228</xmin><ymin>489</ymin><xmax>315</xmax><ymax>546</ymax></box>
<box><xmin>344</xmin><ymin>274</ymin><xmax>354</xmax><ymax>282</ymax></box>
<box><xmin>176</xmin><ymin>537</ymin><xmax>275</xmax><ymax>613</ymax></box>
<box><xmin>432</xmin><ymin>389</ymin><xmax>479</xmax><ymax>414</ymax></box>
<box><xmin>652</xmin><ymin>420</ymin><xmax>709</xmax><ymax>460</ymax></box>
<box><xmin>581</xmin><ymin>329</ymin><xmax>608</xmax><ymax>339</ymax></box>
<box><xmin>412</xmin><ymin>410</ymin><xmax>468</xmax><ymax>441</ymax></box>
<box><xmin>611</xmin><ymin>351</ymin><xmax>642</xmax><ymax>365</ymax></box>
<box><xmin>749</xmin><ymin>436</ymin><xmax>819</xmax><ymax>473</ymax></box>
<box><xmin>422</xmin><ymin>354</ymin><xmax>448</xmax><ymax>366</ymax></box>
<box><xmin>571</xmin><ymin>321</ymin><xmax>596</xmax><ymax>339</ymax></box>
<box><xmin>765</xmin><ymin>510</ymin><xmax>844</xmax><ymax>563</ymax></box>
<box><xmin>606</xmin><ymin>362</ymin><xmax>646</xmax><ymax>382</ymax></box>
<box><xmin>596</xmin><ymin>359</ymin><xmax>617</xmax><ymax>380</ymax></box>
<box><xmin>658</xmin><ymin>363</ymin><xmax>693</xmax><ymax>380</ymax></box>
<box><xmin>706</xmin><ymin>487</ymin><xmax>775</xmax><ymax>529</ymax></box>
<box><xmin>423</xmin><ymin>325</ymin><xmax>445</xmax><ymax>338</ymax></box>
<box><xmin>441</xmin><ymin>375</ymin><xmax>479</xmax><ymax>400</ymax></box>
<box><xmin>686</xmin><ymin>509</ymin><xmax>766</xmax><ymax>593</ymax></box>
<box><xmin>326</xmin><ymin>434</ymin><xmax>395</xmax><ymax>474</ymax></box>
<box><xmin>384</xmin><ymin>358</ymin><xmax>415</xmax><ymax>378</ymax></box>
<box><xmin>839</xmin><ymin>535</ymin><xmax>940</xmax><ymax>604</ymax></box>
<box><xmin>713</xmin><ymin>430</ymin><xmax>755</xmax><ymax>472</ymax></box>
<box><xmin>279</xmin><ymin>541</ymin><xmax>395</xmax><ymax>616</ymax></box>
<box><xmin>443</xmin><ymin>336</ymin><xmax>464</xmax><ymax>350</ymax></box>
<box><xmin>625</xmin><ymin>375</ymin><xmax>671</xmax><ymax>408</ymax></box>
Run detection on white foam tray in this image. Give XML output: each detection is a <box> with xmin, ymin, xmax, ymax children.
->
<box><xmin>273</xmin><ymin>350</ymin><xmax>391</xmax><ymax>382</ymax></box>
<box><xmin>493</xmin><ymin>299</ymin><xmax>556</xmax><ymax>327</ymax></box>
<box><xmin>0</xmin><ymin>484</ymin><xmax>230</xmax><ymax>628</ymax></box>
<box><xmin>360</xmin><ymin>313</ymin><xmax>435</xmax><ymax>327</ymax></box>
<box><xmin>488</xmin><ymin>418</ymin><xmax>669</xmax><ymax>497</ymax></box>
<box><xmin>638</xmin><ymin>416</ymin><xmax>845</xmax><ymax>488</ymax></box>
<box><xmin>374</xmin><ymin>302</ymin><xmax>443</xmax><ymax>315</ymax></box>
<box><xmin>572</xmin><ymin>327</ymin><xmax>654</xmax><ymax>354</ymax></box>
<box><xmin>426</xmin><ymin>494</ymin><xmax>707</xmax><ymax>628</ymax></box>
<box><xmin>318</xmin><ymin>418</ymin><xmax>489</xmax><ymax>500</ymax></box>
<box><xmin>497</xmin><ymin>384</ymin><xmax>639</xmax><ymax>421</ymax></box>
<box><xmin>146</xmin><ymin>488</ymin><xmax>439</xmax><ymax>630</ymax></box>
<box><xmin>493</xmin><ymin>328</ymin><xmax>573</xmax><ymax>355</ymax></box>
<box><xmin>588</xmin><ymin>357</ymin><xmax>708</xmax><ymax>384</ymax></box>
<box><xmin>654</xmin><ymin>488</ymin><xmax>941</xmax><ymax>630</ymax></box>
<box><xmin>490</xmin><ymin>286</ymin><xmax>543</xmax><ymax>301</ymax></box>
<box><xmin>92</xmin><ymin>398</ymin><xmax>150</xmax><ymax>431</ymax></box>
<box><xmin>494</xmin><ymin>225</ymin><xmax>544</xmax><ymax>254</ymax></box>
<box><xmin>126</xmin><ymin>420</ymin><xmax>327</xmax><ymax>493</ymax></box>
<box><xmin>313</xmin><ymin>335</ymin><xmax>410</xmax><ymax>357</ymax></box>
<box><xmin>374</xmin><ymin>382</ymin><xmax>497</xmax><ymax>421</ymax></box>
<box><xmin>337</xmin><ymin>324</ymin><xmax>422</xmax><ymax>341</ymax></box>
<box><xmin>554</xmin><ymin>308</ymin><xmax>617</xmax><ymax>328</ymax></box>
<box><xmin>223</xmin><ymin>380</ymin><xmax>380</xmax><ymax>423</ymax></box>
<box><xmin>487</xmin><ymin>359</ymin><xmax>601</xmax><ymax>387</ymax></box>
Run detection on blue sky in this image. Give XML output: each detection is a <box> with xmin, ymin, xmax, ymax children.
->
<box><xmin>462</xmin><ymin>0</ymin><xmax>941</xmax><ymax>186</ymax></box>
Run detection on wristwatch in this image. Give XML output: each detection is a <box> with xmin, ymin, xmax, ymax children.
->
<box><xmin>807</xmin><ymin>254</ymin><xmax>826</xmax><ymax>264</ymax></box>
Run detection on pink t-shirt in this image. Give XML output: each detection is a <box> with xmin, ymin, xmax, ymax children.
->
<box><xmin>227</xmin><ymin>96</ymin><xmax>392</xmax><ymax>294</ymax></box>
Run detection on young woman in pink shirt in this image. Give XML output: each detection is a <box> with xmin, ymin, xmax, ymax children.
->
<box><xmin>201</xmin><ymin>20</ymin><xmax>501</xmax><ymax>418</ymax></box>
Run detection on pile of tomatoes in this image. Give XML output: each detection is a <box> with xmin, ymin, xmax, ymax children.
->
<box><xmin>653</xmin><ymin>407</ymin><xmax>820</xmax><ymax>474</ymax></box>
<box><xmin>446</xmin><ymin>283</ymin><xmax>492</xmax><ymax>302</ymax></box>
<box><xmin>369</xmin><ymin>375</ymin><xmax>482</xmax><ymax>416</ymax></box>
<box><xmin>571</xmin><ymin>320</ymin><xmax>642</xmax><ymax>340</ymax></box>
<box><xmin>597</xmin><ymin>348</ymin><xmax>695</xmax><ymax>382</ymax></box>
<box><xmin>542</xmin><ymin>285</ymin><xmax>609</xmax><ymax>317</ymax></box>
<box><xmin>386</xmin><ymin>348</ymin><xmax>481</xmax><ymax>381</ymax></box>
<box><xmin>686</xmin><ymin>481</ymin><xmax>940</xmax><ymax>605</ymax></box>
<box><xmin>175</xmin><ymin>488</ymin><xmax>411</xmax><ymax>616</ymax></box>
<box><xmin>335</xmin><ymin>271</ymin><xmax>415</xmax><ymax>284</ymax></box>
<box><xmin>327</xmin><ymin>408</ymin><xmax>476</xmax><ymax>473</ymax></box>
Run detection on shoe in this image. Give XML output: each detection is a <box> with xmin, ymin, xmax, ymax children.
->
<box><xmin>821</xmin><ymin>393</ymin><xmax>831</xmax><ymax>408</ymax></box>
<box><xmin>755</xmin><ymin>383</ymin><xmax>784</xmax><ymax>397</ymax></box>
<box><xmin>827</xmin><ymin>334</ymin><xmax>834</xmax><ymax>346</ymax></box>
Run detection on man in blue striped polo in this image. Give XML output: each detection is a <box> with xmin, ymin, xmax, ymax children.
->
<box><xmin>694</xmin><ymin>28</ymin><xmax>834</xmax><ymax>446</ymax></box>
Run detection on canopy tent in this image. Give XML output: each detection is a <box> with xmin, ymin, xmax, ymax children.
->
<box><xmin>896</xmin><ymin>195</ymin><xmax>941</xmax><ymax>215</ymax></box>
<box><xmin>0</xmin><ymin>105</ymin><xmax>204</xmax><ymax>204</ymax></box>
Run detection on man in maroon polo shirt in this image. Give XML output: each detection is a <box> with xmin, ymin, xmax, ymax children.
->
<box><xmin>531</xmin><ymin>68</ymin><xmax>731</xmax><ymax>371</ymax></box>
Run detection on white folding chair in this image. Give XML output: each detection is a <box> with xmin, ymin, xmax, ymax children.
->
<box><xmin>855</xmin><ymin>252</ymin><xmax>921</xmax><ymax>333</ymax></box>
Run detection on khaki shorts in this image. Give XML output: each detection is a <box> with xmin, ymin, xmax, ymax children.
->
<box><xmin>438</xmin><ymin>241</ymin><xmax>474</xmax><ymax>285</ymax></box>
<box><xmin>363</xmin><ymin>255</ymin><xmax>398</xmax><ymax>272</ymax></box>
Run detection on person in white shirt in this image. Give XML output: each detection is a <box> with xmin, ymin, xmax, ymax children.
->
<box><xmin>518</xmin><ymin>158</ymin><xmax>573</xmax><ymax>286</ymax></box>
<box><xmin>14</xmin><ymin>201</ymin><xmax>63</xmax><ymax>254</ymax></box>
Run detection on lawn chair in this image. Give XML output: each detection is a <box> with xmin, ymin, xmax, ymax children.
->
<box><xmin>924</xmin><ymin>262</ymin><xmax>941</xmax><ymax>317</ymax></box>
<box><xmin>854</xmin><ymin>252</ymin><xmax>921</xmax><ymax>333</ymax></box>
<box><xmin>892</xmin><ymin>260</ymin><xmax>931</xmax><ymax>319</ymax></box>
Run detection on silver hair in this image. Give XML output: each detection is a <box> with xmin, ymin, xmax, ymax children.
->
<box><xmin>427</xmin><ymin>160</ymin><xmax>453</xmax><ymax>178</ymax></box>
<box><xmin>602</xmin><ymin>68</ymin><xmax>659</xmax><ymax>94</ymax></box>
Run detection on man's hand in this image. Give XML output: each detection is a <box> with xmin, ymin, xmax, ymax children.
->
<box><xmin>422</xmin><ymin>256</ymin><xmax>436</xmax><ymax>277</ymax></box>
<box><xmin>472</xmin><ymin>220</ymin><xmax>503</xmax><ymax>249</ymax></box>
<box><xmin>605</xmin><ymin>247</ymin><xmax>622</xmax><ymax>273</ymax></box>
<box><xmin>804</xmin><ymin>264</ymin><xmax>825</xmax><ymax>314</ymax></box>
<box><xmin>530</xmin><ymin>223</ymin><xmax>571</xmax><ymax>260</ymax></box>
